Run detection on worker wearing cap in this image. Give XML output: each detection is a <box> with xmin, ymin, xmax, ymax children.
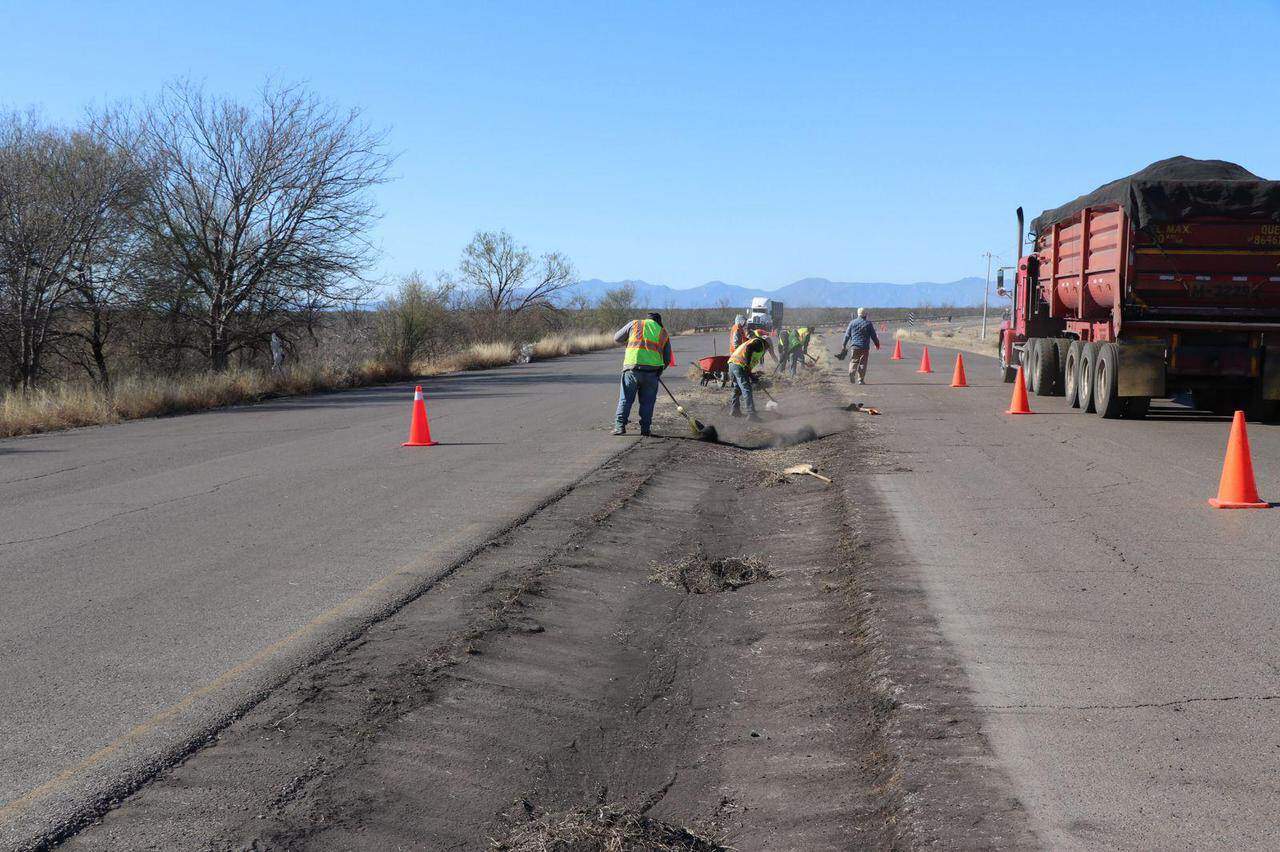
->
<box><xmin>728</xmin><ymin>330</ymin><xmax>776</xmax><ymax>420</ymax></box>
<box><xmin>612</xmin><ymin>312</ymin><xmax>674</xmax><ymax>436</ymax></box>
<box><xmin>729</xmin><ymin>315</ymin><xmax>748</xmax><ymax>353</ymax></box>
<box><xmin>842</xmin><ymin>307</ymin><xmax>880</xmax><ymax>384</ymax></box>
<box><xmin>789</xmin><ymin>326</ymin><xmax>812</xmax><ymax>375</ymax></box>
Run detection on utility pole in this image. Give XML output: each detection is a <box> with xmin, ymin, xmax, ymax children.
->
<box><xmin>980</xmin><ymin>251</ymin><xmax>997</xmax><ymax>340</ymax></box>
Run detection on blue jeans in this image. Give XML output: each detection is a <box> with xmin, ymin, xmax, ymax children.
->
<box><xmin>616</xmin><ymin>369</ymin><xmax>659</xmax><ymax>431</ymax></box>
<box><xmin>729</xmin><ymin>364</ymin><xmax>754</xmax><ymax>414</ymax></box>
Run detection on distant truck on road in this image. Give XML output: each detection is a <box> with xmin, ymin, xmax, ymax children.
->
<box><xmin>747</xmin><ymin>298</ymin><xmax>783</xmax><ymax>334</ymax></box>
<box><xmin>999</xmin><ymin>157</ymin><xmax>1280</xmax><ymax>419</ymax></box>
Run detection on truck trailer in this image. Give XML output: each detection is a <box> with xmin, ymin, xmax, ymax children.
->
<box><xmin>998</xmin><ymin>156</ymin><xmax>1280</xmax><ymax>419</ymax></box>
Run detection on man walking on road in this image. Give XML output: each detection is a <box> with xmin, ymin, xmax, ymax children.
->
<box><xmin>842</xmin><ymin>308</ymin><xmax>880</xmax><ymax>384</ymax></box>
<box><xmin>613</xmin><ymin>312</ymin><xmax>673</xmax><ymax>436</ymax></box>
<box><xmin>728</xmin><ymin>330</ymin><xmax>776</xmax><ymax>420</ymax></box>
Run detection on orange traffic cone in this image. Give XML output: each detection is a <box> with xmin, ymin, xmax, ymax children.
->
<box><xmin>890</xmin><ymin>338</ymin><xmax>904</xmax><ymax>360</ymax></box>
<box><xmin>1005</xmin><ymin>366</ymin><xmax>1032</xmax><ymax>414</ymax></box>
<box><xmin>916</xmin><ymin>346</ymin><xmax>933</xmax><ymax>373</ymax></box>
<box><xmin>950</xmin><ymin>352</ymin><xmax>968</xmax><ymax>388</ymax></box>
<box><xmin>1208</xmin><ymin>411</ymin><xmax>1269</xmax><ymax>508</ymax></box>
<box><xmin>402</xmin><ymin>386</ymin><xmax>438</xmax><ymax>447</ymax></box>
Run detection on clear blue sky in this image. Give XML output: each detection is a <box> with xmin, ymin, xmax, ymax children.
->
<box><xmin>4</xmin><ymin>0</ymin><xmax>1279</xmax><ymax>290</ymax></box>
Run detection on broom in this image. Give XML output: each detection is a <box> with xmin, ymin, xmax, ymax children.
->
<box><xmin>658</xmin><ymin>378</ymin><xmax>718</xmax><ymax>442</ymax></box>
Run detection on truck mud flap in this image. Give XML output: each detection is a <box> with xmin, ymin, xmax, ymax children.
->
<box><xmin>1117</xmin><ymin>343</ymin><xmax>1166</xmax><ymax>398</ymax></box>
<box><xmin>1262</xmin><ymin>346</ymin><xmax>1280</xmax><ymax>401</ymax></box>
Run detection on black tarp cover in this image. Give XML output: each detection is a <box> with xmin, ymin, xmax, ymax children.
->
<box><xmin>1031</xmin><ymin>156</ymin><xmax>1280</xmax><ymax>234</ymax></box>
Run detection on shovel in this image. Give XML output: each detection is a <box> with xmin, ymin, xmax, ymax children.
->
<box><xmin>783</xmin><ymin>463</ymin><xmax>832</xmax><ymax>484</ymax></box>
<box><xmin>757</xmin><ymin>382</ymin><xmax>783</xmax><ymax>413</ymax></box>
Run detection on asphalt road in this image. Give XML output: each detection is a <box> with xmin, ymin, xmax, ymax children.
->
<box><xmin>851</xmin><ymin>338</ymin><xmax>1280</xmax><ymax>850</ymax></box>
<box><xmin>0</xmin><ymin>336</ymin><xmax>716</xmax><ymax>849</ymax></box>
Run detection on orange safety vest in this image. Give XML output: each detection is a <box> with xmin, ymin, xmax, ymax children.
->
<box><xmin>729</xmin><ymin>338</ymin><xmax>765</xmax><ymax>370</ymax></box>
<box><xmin>729</xmin><ymin>322</ymin><xmax>747</xmax><ymax>352</ymax></box>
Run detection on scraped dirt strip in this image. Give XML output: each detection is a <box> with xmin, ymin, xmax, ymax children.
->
<box><xmin>62</xmin><ymin>416</ymin><xmax>900</xmax><ymax>849</ymax></box>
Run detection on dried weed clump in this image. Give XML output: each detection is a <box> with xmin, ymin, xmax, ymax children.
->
<box><xmin>649</xmin><ymin>554</ymin><xmax>772</xmax><ymax>594</ymax></box>
<box><xmin>492</xmin><ymin>803</ymin><xmax>727</xmax><ymax>851</ymax></box>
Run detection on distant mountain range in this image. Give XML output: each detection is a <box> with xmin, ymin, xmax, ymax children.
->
<box><xmin>563</xmin><ymin>277</ymin><xmax>988</xmax><ymax>309</ymax></box>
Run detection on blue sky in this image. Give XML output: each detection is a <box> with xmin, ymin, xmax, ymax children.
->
<box><xmin>4</xmin><ymin>0</ymin><xmax>1279</xmax><ymax>290</ymax></box>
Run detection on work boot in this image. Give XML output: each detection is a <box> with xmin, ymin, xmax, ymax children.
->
<box><xmin>640</xmin><ymin>428</ymin><xmax>651</xmax><ymax>437</ymax></box>
<box><xmin>611</xmin><ymin>425</ymin><xmax>626</xmax><ymax>435</ymax></box>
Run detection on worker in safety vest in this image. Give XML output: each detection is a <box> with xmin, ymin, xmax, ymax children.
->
<box><xmin>773</xmin><ymin>324</ymin><xmax>793</xmax><ymax>375</ymax></box>
<box><xmin>728</xmin><ymin>330</ymin><xmax>776</xmax><ymax>420</ymax></box>
<box><xmin>729</xmin><ymin>315</ymin><xmax>748</xmax><ymax>353</ymax></box>
<box><xmin>612</xmin><ymin>312</ymin><xmax>674</xmax><ymax>436</ymax></box>
<box><xmin>788</xmin><ymin>326</ymin><xmax>812</xmax><ymax>375</ymax></box>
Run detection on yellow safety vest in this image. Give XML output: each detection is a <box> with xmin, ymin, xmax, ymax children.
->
<box><xmin>622</xmin><ymin>319</ymin><xmax>670</xmax><ymax>368</ymax></box>
<box><xmin>729</xmin><ymin>338</ymin><xmax>765</xmax><ymax>370</ymax></box>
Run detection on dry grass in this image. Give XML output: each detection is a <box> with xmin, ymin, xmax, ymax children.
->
<box><xmin>893</xmin><ymin>318</ymin><xmax>999</xmax><ymax>357</ymax></box>
<box><xmin>0</xmin><ymin>360</ymin><xmax>412</xmax><ymax>439</ymax></box>
<box><xmin>418</xmin><ymin>341</ymin><xmax>517</xmax><ymax>374</ymax></box>
<box><xmin>1</xmin><ymin>330</ymin><xmax>621</xmax><ymax>439</ymax></box>
<box><xmin>492</xmin><ymin>803</ymin><xmax>727</xmax><ymax>851</ymax></box>
<box><xmin>529</xmin><ymin>331</ymin><xmax>617</xmax><ymax>360</ymax></box>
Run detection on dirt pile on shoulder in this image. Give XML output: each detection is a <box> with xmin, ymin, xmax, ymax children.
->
<box><xmin>492</xmin><ymin>803</ymin><xmax>726</xmax><ymax>851</ymax></box>
<box><xmin>650</xmin><ymin>554</ymin><xmax>772</xmax><ymax>594</ymax></box>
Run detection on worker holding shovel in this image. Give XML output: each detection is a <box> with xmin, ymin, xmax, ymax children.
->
<box><xmin>728</xmin><ymin>330</ymin><xmax>776</xmax><ymax>421</ymax></box>
<box><xmin>612</xmin><ymin>312</ymin><xmax>674</xmax><ymax>436</ymax></box>
<box><xmin>773</xmin><ymin>325</ymin><xmax>793</xmax><ymax>375</ymax></box>
<box><xmin>789</xmin><ymin>326</ymin><xmax>812</xmax><ymax>375</ymax></box>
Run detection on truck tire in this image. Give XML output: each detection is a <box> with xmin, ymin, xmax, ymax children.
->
<box><xmin>1022</xmin><ymin>338</ymin><xmax>1039</xmax><ymax>393</ymax></box>
<box><xmin>1053</xmin><ymin>339</ymin><xmax>1072</xmax><ymax>395</ymax></box>
<box><xmin>998</xmin><ymin>333</ymin><xmax>1016</xmax><ymax>383</ymax></box>
<box><xmin>1078</xmin><ymin>342</ymin><xmax>1100</xmax><ymax>413</ymax></box>
<box><xmin>1033</xmin><ymin>338</ymin><xmax>1059</xmax><ymax>396</ymax></box>
<box><xmin>1063</xmin><ymin>340</ymin><xmax>1084</xmax><ymax>408</ymax></box>
<box><xmin>1123</xmin><ymin>397</ymin><xmax>1151</xmax><ymax>419</ymax></box>
<box><xmin>1094</xmin><ymin>343</ymin><xmax>1124</xmax><ymax>418</ymax></box>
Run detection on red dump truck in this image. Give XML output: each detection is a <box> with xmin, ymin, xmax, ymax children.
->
<box><xmin>997</xmin><ymin>157</ymin><xmax>1280</xmax><ymax>419</ymax></box>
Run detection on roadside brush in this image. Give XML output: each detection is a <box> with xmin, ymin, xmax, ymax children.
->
<box><xmin>658</xmin><ymin>378</ymin><xmax>718</xmax><ymax>442</ymax></box>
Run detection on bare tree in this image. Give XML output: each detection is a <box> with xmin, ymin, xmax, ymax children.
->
<box><xmin>377</xmin><ymin>272</ymin><xmax>459</xmax><ymax>368</ymax></box>
<box><xmin>595</xmin><ymin>283</ymin><xmax>636</xmax><ymax>329</ymax></box>
<box><xmin>0</xmin><ymin>113</ymin><xmax>122</xmax><ymax>389</ymax></box>
<box><xmin>58</xmin><ymin>132</ymin><xmax>150</xmax><ymax>387</ymax></box>
<box><xmin>457</xmin><ymin>229</ymin><xmax>575</xmax><ymax>315</ymax></box>
<box><xmin>100</xmin><ymin>80</ymin><xmax>394</xmax><ymax>370</ymax></box>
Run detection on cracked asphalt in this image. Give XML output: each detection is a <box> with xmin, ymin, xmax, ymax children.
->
<box><xmin>0</xmin><ymin>338</ymin><xmax>717</xmax><ymax>850</ymax></box>
<box><xmin>848</xmin><ymin>337</ymin><xmax>1280</xmax><ymax>850</ymax></box>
